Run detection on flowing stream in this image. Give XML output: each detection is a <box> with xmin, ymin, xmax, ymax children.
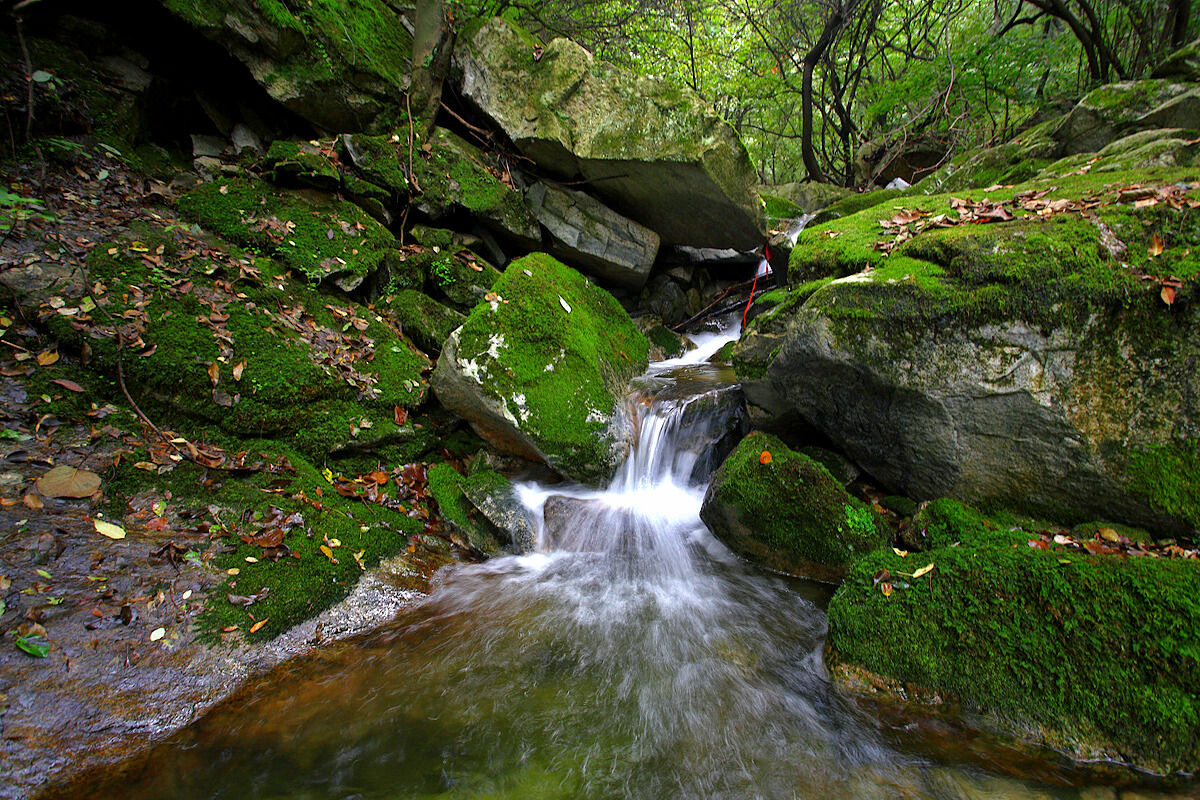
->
<box><xmin>79</xmin><ymin>316</ymin><xmax>1123</xmax><ymax>800</ymax></box>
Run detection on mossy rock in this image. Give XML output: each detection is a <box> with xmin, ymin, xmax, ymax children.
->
<box><xmin>1052</xmin><ymin>79</ymin><xmax>1196</xmax><ymax>155</ymax></box>
<box><xmin>378</xmin><ymin>288</ymin><xmax>464</xmax><ymax>354</ymax></box>
<box><xmin>425</xmin><ymin>245</ymin><xmax>501</xmax><ymax>310</ymax></box>
<box><xmin>176</xmin><ymin>175</ymin><xmax>398</xmax><ymax>291</ymax></box>
<box><xmin>410</xmin><ymin>126</ymin><xmax>541</xmax><ymax>247</ymax></box>
<box><xmin>263</xmin><ymin>139</ymin><xmax>341</xmax><ymax>189</ymax></box>
<box><xmin>699</xmin><ymin>432</ymin><xmax>887</xmax><ymax>582</ymax></box>
<box><xmin>340</xmin><ymin>131</ymin><xmax>410</xmax><ymax>196</ymax></box>
<box><xmin>431</xmin><ymin>253</ymin><xmax>651</xmax><ymax>484</ymax></box>
<box><xmin>456</xmin><ymin>16</ymin><xmax>764</xmax><ymax>249</ymax></box>
<box><xmin>427</xmin><ymin>462</ymin><xmax>503</xmax><ymax>554</ymax></box>
<box><xmin>162</xmin><ymin>0</ymin><xmax>413</xmax><ymax>132</ymax></box>
<box><xmin>827</xmin><ymin>497</ymin><xmax>1200</xmax><ymax>774</ymax></box>
<box><xmin>745</xmin><ymin>165</ymin><xmax>1200</xmax><ymax>535</ymax></box>
<box><xmin>914</xmin><ymin>143</ymin><xmax>1051</xmax><ymax>195</ymax></box>
<box><xmin>809</xmin><ymin>188</ymin><xmax>905</xmax><ymax>226</ymax></box>
<box><xmin>760</xmin><ymin>181</ymin><xmax>852</xmax><ymax>215</ymax></box>
<box><xmin>44</xmin><ymin>224</ymin><xmax>429</xmax><ymax>460</ymax></box>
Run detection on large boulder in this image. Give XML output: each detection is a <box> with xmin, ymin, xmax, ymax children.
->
<box><xmin>431</xmin><ymin>253</ymin><xmax>651</xmax><ymax>484</ymax></box>
<box><xmin>700</xmin><ymin>433</ymin><xmax>887</xmax><ymax>582</ymax></box>
<box><xmin>454</xmin><ymin>17</ymin><xmax>764</xmax><ymax>250</ymax></box>
<box><xmin>526</xmin><ymin>181</ymin><xmax>659</xmax><ymax>290</ymax></box>
<box><xmin>1052</xmin><ymin>79</ymin><xmax>1199</xmax><ymax>155</ymax></box>
<box><xmin>735</xmin><ymin>163</ymin><xmax>1200</xmax><ymax>536</ymax></box>
<box><xmin>161</xmin><ymin>0</ymin><xmax>412</xmax><ymax>132</ymax></box>
<box><xmin>827</xmin><ymin>498</ymin><xmax>1200</xmax><ymax>774</ymax></box>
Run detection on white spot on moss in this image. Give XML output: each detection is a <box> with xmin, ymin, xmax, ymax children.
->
<box><xmin>486</xmin><ymin>333</ymin><xmax>505</xmax><ymax>359</ymax></box>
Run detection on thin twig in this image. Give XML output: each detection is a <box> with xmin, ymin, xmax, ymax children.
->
<box><xmin>405</xmin><ymin>94</ymin><xmax>421</xmax><ymax>194</ymax></box>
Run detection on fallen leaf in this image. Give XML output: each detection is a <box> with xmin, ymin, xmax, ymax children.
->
<box><xmin>36</xmin><ymin>350</ymin><xmax>59</xmax><ymax>366</ymax></box>
<box><xmin>320</xmin><ymin>544</ymin><xmax>338</xmax><ymax>563</ymax></box>
<box><xmin>51</xmin><ymin>379</ymin><xmax>84</xmax><ymax>392</ymax></box>
<box><xmin>37</xmin><ymin>465</ymin><xmax>102</xmax><ymax>498</ymax></box>
<box><xmin>1161</xmin><ymin>285</ymin><xmax>1176</xmax><ymax>306</ymax></box>
<box><xmin>23</xmin><ymin>493</ymin><xmax>43</xmax><ymax>510</ymax></box>
<box><xmin>892</xmin><ymin>548</ymin><xmax>908</xmax><ymax>557</ymax></box>
<box><xmin>759</xmin><ymin>451</ymin><xmax>772</xmax><ymax>464</ymax></box>
<box><xmin>16</xmin><ymin>635</ymin><xmax>49</xmax><ymax>658</ymax></box>
<box><xmin>232</xmin><ymin>361</ymin><xmax>245</xmax><ymax>381</ymax></box>
<box><xmin>394</xmin><ymin>406</ymin><xmax>408</xmax><ymax>426</ymax></box>
<box><xmin>558</xmin><ymin>296</ymin><xmax>571</xmax><ymax>313</ymax></box>
<box><xmin>912</xmin><ymin>563</ymin><xmax>934</xmax><ymax>578</ymax></box>
<box><xmin>249</xmin><ymin>619</ymin><xmax>269</xmax><ymax>634</ymax></box>
<box><xmin>1149</xmin><ymin>233</ymin><xmax>1164</xmax><ymax>257</ymax></box>
<box><xmin>1097</xmin><ymin>527</ymin><xmax>1121</xmax><ymax>542</ymax></box>
<box><xmin>880</xmin><ymin>582</ymin><xmax>893</xmax><ymax>597</ymax></box>
<box><xmin>94</xmin><ymin>519</ymin><xmax>126</xmax><ymax>539</ymax></box>
<box><xmin>149</xmin><ymin>627</ymin><xmax>165</xmax><ymax>641</ymax></box>
<box><xmin>207</xmin><ymin>362</ymin><xmax>220</xmax><ymax>386</ymax></box>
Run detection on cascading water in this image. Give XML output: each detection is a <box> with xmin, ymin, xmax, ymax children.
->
<box><xmin>79</xmin><ymin>317</ymin><xmax>1093</xmax><ymax>800</ymax></box>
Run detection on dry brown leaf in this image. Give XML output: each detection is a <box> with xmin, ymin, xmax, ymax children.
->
<box><xmin>249</xmin><ymin>619</ymin><xmax>269</xmax><ymax>633</ymax></box>
<box><xmin>207</xmin><ymin>362</ymin><xmax>219</xmax><ymax>386</ymax></box>
<box><xmin>37</xmin><ymin>465</ymin><xmax>102</xmax><ymax>498</ymax></box>
<box><xmin>232</xmin><ymin>361</ymin><xmax>245</xmax><ymax>381</ymax></box>
<box><xmin>1149</xmin><ymin>233</ymin><xmax>1165</xmax><ymax>258</ymax></box>
<box><xmin>1161</xmin><ymin>285</ymin><xmax>1176</xmax><ymax>306</ymax></box>
<box><xmin>23</xmin><ymin>493</ymin><xmax>43</xmax><ymax>509</ymax></box>
<box><xmin>51</xmin><ymin>379</ymin><xmax>85</xmax><ymax>392</ymax></box>
<box><xmin>36</xmin><ymin>350</ymin><xmax>59</xmax><ymax>366</ymax></box>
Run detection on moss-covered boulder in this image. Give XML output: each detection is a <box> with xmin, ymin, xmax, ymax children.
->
<box><xmin>34</xmin><ymin>224</ymin><xmax>429</xmax><ymax>460</ymax></box>
<box><xmin>699</xmin><ymin>433</ymin><xmax>887</xmax><ymax>581</ymax></box>
<box><xmin>827</xmin><ymin>498</ymin><xmax>1200</xmax><ymax>774</ymax></box>
<box><xmin>263</xmin><ymin>139</ymin><xmax>341</xmax><ymax>189</ymax></box>
<box><xmin>760</xmin><ymin>182</ymin><xmax>852</xmax><ymax>216</ymax></box>
<box><xmin>176</xmin><ymin>175</ymin><xmax>398</xmax><ymax>291</ymax></box>
<box><xmin>736</xmin><ymin>165</ymin><xmax>1200</xmax><ymax>536</ymax></box>
<box><xmin>378</xmin><ymin>289</ymin><xmax>464</xmax><ymax>354</ymax></box>
<box><xmin>431</xmin><ymin>253</ymin><xmax>651</xmax><ymax>484</ymax></box>
<box><xmin>161</xmin><ymin>0</ymin><xmax>412</xmax><ymax>131</ymax></box>
<box><xmin>1052</xmin><ymin>79</ymin><xmax>1199</xmax><ymax>155</ymax></box>
<box><xmin>1153</xmin><ymin>37</ymin><xmax>1200</xmax><ymax>81</ymax></box>
<box><xmin>455</xmin><ymin>17</ymin><xmax>763</xmax><ymax>249</ymax></box>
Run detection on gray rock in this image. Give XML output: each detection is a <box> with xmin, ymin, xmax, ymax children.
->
<box><xmin>463</xmin><ymin>477</ymin><xmax>537</xmax><ymax>553</ymax></box>
<box><xmin>191</xmin><ymin>134</ymin><xmax>226</xmax><ymax>159</ymax></box>
<box><xmin>455</xmin><ymin>17</ymin><xmax>764</xmax><ymax>249</ymax></box>
<box><xmin>526</xmin><ymin>182</ymin><xmax>659</xmax><ymax>290</ymax></box>
<box><xmin>1054</xmin><ymin>79</ymin><xmax>1193</xmax><ymax>155</ymax></box>
<box><xmin>96</xmin><ymin>55</ymin><xmax>152</xmax><ymax>93</ymax></box>
<box><xmin>230</xmin><ymin>123</ymin><xmax>263</xmax><ymax>156</ymax></box>
<box><xmin>1152</xmin><ymin>37</ymin><xmax>1200</xmax><ymax>81</ymax></box>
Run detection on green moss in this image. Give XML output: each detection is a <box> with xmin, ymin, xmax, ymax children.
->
<box><xmin>342</xmin><ymin>131</ymin><xmax>410</xmax><ymax>195</ymax></box>
<box><xmin>426</xmin><ymin>247</ymin><xmax>500</xmax><ymax>310</ymax></box>
<box><xmin>644</xmin><ymin>324</ymin><xmax>686</xmax><ymax>358</ymax></box>
<box><xmin>700</xmin><ymin>432</ymin><xmax>887</xmax><ymax>581</ymax></box>
<box><xmin>379</xmin><ymin>289</ymin><xmax>464</xmax><ymax>354</ymax></box>
<box><xmin>1125</xmin><ymin>442</ymin><xmax>1200</xmax><ymax>529</ymax></box>
<box><xmin>427</xmin><ymin>462</ymin><xmax>501</xmax><ymax>552</ymax></box>
<box><xmin>264</xmin><ymin>139</ymin><xmax>340</xmax><ymax>186</ymax></box>
<box><xmin>828</xmin><ymin>531</ymin><xmax>1200</xmax><ymax>772</ymax></box>
<box><xmin>760</xmin><ymin>192</ymin><xmax>801</xmax><ymax>221</ymax></box>
<box><xmin>52</xmin><ymin>224</ymin><xmax>429</xmax><ymax>461</ymax></box>
<box><xmin>446</xmin><ymin>253</ymin><xmax>650</xmax><ymax>483</ymax></box>
<box><xmin>176</xmin><ymin>176</ymin><xmax>397</xmax><ymax>285</ymax></box>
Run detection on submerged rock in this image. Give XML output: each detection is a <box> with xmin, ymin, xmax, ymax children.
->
<box><xmin>431</xmin><ymin>253</ymin><xmax>651</xmax><ymax>484</ymax></box>
<box><xmin>827</xmin><ymin>497</ymin><xmax>1200</xmax><ymax>774</ymax></box>
<box><xmin>455</xmin><ymin>17</ymin><xmax>764</xmax><ymax>249</ymax></box>
<box><xmin>700</xmin><ymin>432</ymin><xmax>887</xmax><ymax>582</ymax></box>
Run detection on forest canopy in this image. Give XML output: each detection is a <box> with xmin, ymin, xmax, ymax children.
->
<box><xmin>457</xmin><ymin>0</ymin><xmax>1196</xmax><ymax>185</ymax></box>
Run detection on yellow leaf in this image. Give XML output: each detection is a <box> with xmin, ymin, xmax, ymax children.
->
<box><xmin>880</xmin><ymin>582</ymin><xmax>893</xmax><ymax>597</ymax></box>
<box><xmin>912</xmin><ymin>563</ymin><xmax>935</xmax><ymax>579</ymax></box>
<box><xmin>149</xmin><ymin>627</ymin><xmax>165</xmax><ymax>641</ymax></box>
<box><xmin>94</xmin><ymin>519</ymin><xmax>126</xmax><ymax>539</ymax></box>
<box><xmin>322</xmin><ymin>468</ymin><xmax>334</xmax><ymax>484</ymax></box>
<box><xmin>36</xmin><ymin>349</ymin><xmax>59</xmax><ymax>366</ymax></box>
<box><xmin>1148</xmin><ymin>233</ymin><xmax>1164</xmax><ymax>257</ymax></box>
<box><xmin>892</xmin><ymin>548</ymin><xmax>909</xmax><ymax>557</ymax></box>
<box><xmin>244</xmin><ymin>556</ymin><xmax>259</xmax><ymax>563</ymax></box>
<box><xmin>226</xmin><ymin>568</ymin><xmax>240</xmax><ymax>575</ymax></box>
<box><xmin>320</xmin><ymin>544</ymin><xmax>338</xmax><ymax>563</ymax></box>
<box><xmin>249</xmin><ymin>618</ymin><xmax>268</xmax><ymax>633</ymax></box>
<box><xmin>232</xmin><ymin>360</ymin><xmax>245</xmax><ymax>381</ymax></box>
<box><xmin>207</xmin><ymin>362</ymin><xmax>219</xmax><ymax>386</ymax></box>
<box><xmin>1098</xmin><ymin>527</ymin><xmax>1121</xmax><ymax>542</ymax></box>
<box><xmin>353</xmin><ymin>548</ymin><xmax>366</xmax><ymax>570</ymax></box>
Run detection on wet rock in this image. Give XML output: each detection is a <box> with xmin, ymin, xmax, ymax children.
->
<box><xmin>461</xmin><ymin>470</ymin><xmax>537</xmax><ymax>553</ymax></box>
<box><xmin>427</xmin><ymin>463</ymin><xmax>504</xmax><ymax>553</ymax></box>
<box><xmin>161</xmin><ymin>0</ymin><xmax>413</xmax><ymax>131</ymax></box>
<box><xmin>638</xmin><ymin>274</ymin><xmax>690</xmax><ymax>326</ymax></box>
<box><xmin>700</xmin><ymin>432</ymin><xmax>887</xmax><ymax>582</ymax></box>
<box><xmin>455</xmin><ymin>17</ymin><xmax>764</xmax><ymax>249</ymax></box>
<box><xmin>190</xmin><ymin>133</ymin><xmax>226</xmax><ymax>159</ymax></box>
<box><xmin>526</xmin><ymin>182</ymin><xmax>660</xmax><ymax>290</ymax></box>
<box><xmin>432</xmin><ymin>254</ymin><xmax>650</xmax><ymax>484</ymax></box>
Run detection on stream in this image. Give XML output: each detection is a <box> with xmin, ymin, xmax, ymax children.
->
<box><xmin>63</xmin><ymin>319</ymin><xmax>1149</xmax><ymax>800</ymax></box>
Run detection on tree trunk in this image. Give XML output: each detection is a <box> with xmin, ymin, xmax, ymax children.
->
<box><xmin>410</xmin><ymin>0</ymin><xmax>456</xmax><ymax>133</ymax></box>
<box><xmin>802</xmin><ymin>7</ymin><xmax>844</xmax><ymax>184</ymax></box>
